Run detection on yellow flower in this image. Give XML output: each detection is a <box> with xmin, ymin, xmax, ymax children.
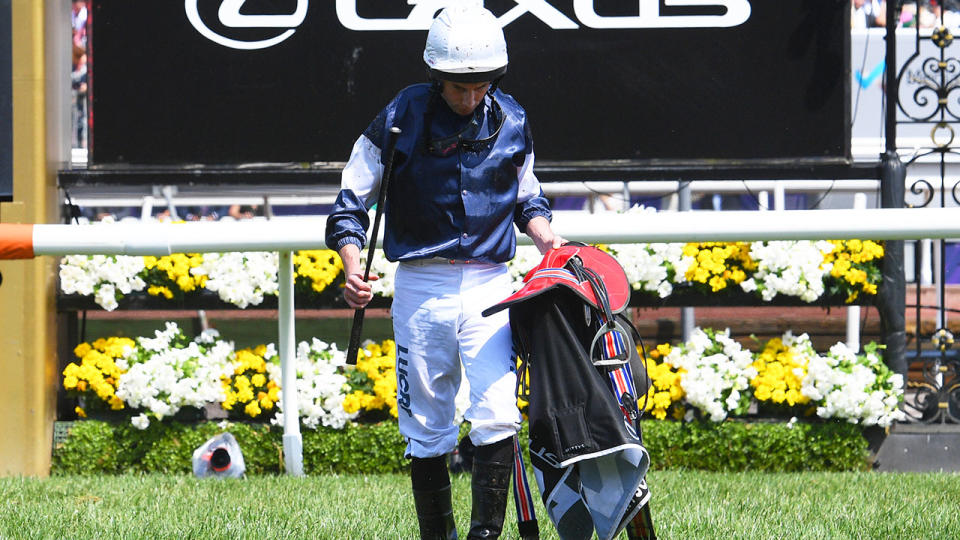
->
<box><xmin>104</xmin><ymin>337</ymin><xmax>135</xmax><ymax>358</ymax></box>
<box><xmin>244</xmin><ymin>401</ymin><xmax>262</xmax><ymax>418</ymax></box>
<box><xmin>237</xmin><ymin>387</ymin><xmax>255</xmax><ymax>404</ymax></box>
<box><xmin>517</xmin><ymin>396</ymin><xmax>529</xmax><ymax>410</ymax></box>
<box><xmin>251</xmin><ymin>373</ymin><xmax>266</xmax><ymax>387</ymax></box>
<box><xmin>653</xmin><ymin>391</ymin><xmax>673</xmax><ymax>410</ymax></box>
<box><xmin>176</xmin><ymin>274</ymin><xmax>196</xmax><ymax>292</ymax></box>
<box><xmin>147</xmin><ymin>285</ymin><xmax>174</xmax><ymax>299</ymax></box>
<box><xmin>75</xmin><ymin>406</ymin><xmax>87</xmax><ymax>418</ymax></box>
<box><xmin>73</xmin><ymin>343</ymin><xmax>92</xmax><ymax>358</ymax></box>
<box><xmin>294</xmin><ymin>250</ymin><xmax>344</xmax><ymax>294</ymax></box>
<box><xmin>109</xmin><ymin>395</ymin><xmax>124</xmax><ymax>410</ymax></box>
<box><xmin>259</xmin><ymin>391</ymin><xmax>274</xmax><ymax>410</ymax></box>
<box><xmin>343</xmin><ymin>392</ymin><xmax>363</xmax><ymax>414</ymax></box>
<box><xmin>63</xmin><ymin>375</ymin><xmax>78</xmax><ymax>390</ymax></box>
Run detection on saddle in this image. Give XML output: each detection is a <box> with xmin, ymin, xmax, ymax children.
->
<box><xmin>483</xmin><ymin>243</ymin><xmax>634</xmax><ymax>368</ymax></box>
<box><xmin>484</xmin><ymin>243</ymin><xmax>655</xmax><ymax>540</ymax></box>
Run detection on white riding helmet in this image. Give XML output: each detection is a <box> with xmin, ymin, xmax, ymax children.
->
<box><xmin>423</xmin><ymin>4</ymin><xmax>508</xmax><ymax>83</ymax></box>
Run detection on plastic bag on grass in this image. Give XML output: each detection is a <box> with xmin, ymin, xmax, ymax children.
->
<box><xmin>192</xmin><ymin>432</ymin><xmax>246</xmax><ymax>479</ymax></box>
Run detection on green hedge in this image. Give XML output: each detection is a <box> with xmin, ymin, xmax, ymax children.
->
<box><xmin>640</xmin><ymin>420</ymin><xmax>870</xmax><ymax>472</ymax></box>
<box><xmin>51</xmin><ymin>419</ymin><xmax>870</xmax><ymax>475</ymax></box>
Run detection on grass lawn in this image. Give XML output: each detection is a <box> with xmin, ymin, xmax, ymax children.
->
<box><xmin>1</xmin><ymin>470</ymin><xmax>958</xmax><ymax>539</ymax></box>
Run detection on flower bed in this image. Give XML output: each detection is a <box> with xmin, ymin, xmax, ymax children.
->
<box><xmin>642</xmin><ymin>329</ymin><xmax>905</xmax><ymax>427</ymax></box>
<box><xmin>57</xmin><ymin>219</ymin><xmax>882</xmax><ymax>310</ymax></box>
<box><xmin>56</xmin><ymin>322</ymin><xmax>894</xmax><ymax>474</ymax></box>
<box><xmin>62</xmin><ymin>323</ymin><xmax>904</xmax><ymax>432</ymax></box>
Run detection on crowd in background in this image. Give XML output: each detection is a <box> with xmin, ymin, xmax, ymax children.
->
<box><xmin>855</xmin><ymin>0</ymin><xmax>960</xmax><ymax>28</ymax></box>
<box><xmin>71</xmin><ymin>0</ymin><xmax>88</xmax><ymax>150</ymax></box>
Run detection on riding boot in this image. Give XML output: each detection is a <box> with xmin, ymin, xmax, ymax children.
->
<box><xmin>467</xmin><ymin>438</ymin><xmax>514</xmax><ymax>540</ymax></box>
<box><xmin>413</xmin><ymin>484</ymin><xmax>458</xmax><ymax>540</ymax></box>
<box><xmin>412</xmin><ymin>455</ymin><xmax>457</xmax><ymax>540</ymax></box>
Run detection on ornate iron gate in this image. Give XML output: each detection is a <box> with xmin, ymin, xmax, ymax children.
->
<box><xmin>895</xmin><ymin>2</ymin><xmax>960</xmax><ymax>423</ymax></box>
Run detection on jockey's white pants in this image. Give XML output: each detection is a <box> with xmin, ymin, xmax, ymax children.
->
<box><xmin>392</xmin><ymin>259</ymin><xmax>521</xmax><ymax>458</ymax></box>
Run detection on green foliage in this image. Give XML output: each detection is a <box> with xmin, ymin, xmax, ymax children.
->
<box><xmin>303</xmin><ymin>422</ymin><xmax>408</xmax><ymax>474</ymax></box>
<box><xmin>641</xmin><ymin>419</ymin><xmax>870</xmax><ymax>472</ymax></box>
<box><xmin>51</xmin><ymin>421</ymin><xmax>120</xmax><ymax>475</ymax></box>
<box><xmin>140</xmin><ymin>422</ymin><xmax>225</xmax><ymax>473</ymax></box>
<box><xmin>52</xmin><ymin>418</ymin><xmax>870</xmax><ymax>475</ymax></box>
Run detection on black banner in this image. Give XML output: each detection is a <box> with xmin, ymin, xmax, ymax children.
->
<box><xmin>1</xmin><ymin>0</ymin><xmax>12</xmax><ymax>201</ymax></box>
<box><xmin>90</xmin><ymin>1</ymin><xmax>849</xmax><ymax>167</ymax></box>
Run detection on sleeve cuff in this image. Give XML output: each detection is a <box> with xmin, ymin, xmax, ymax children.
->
<box><xmin>335</xmin><ymin>236</ymin><xmax>364</xmax><ymax>251</ymax></box>
<box><xmin>517</xmin><ymin>209</ymin><xmax>552</xmax><ymax>231</ymax></box>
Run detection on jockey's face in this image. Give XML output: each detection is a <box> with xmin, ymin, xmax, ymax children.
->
<box><xmin>440</xmin><ymin>80</ymin><xmax>491</xmax><ymax>117</ymax></box>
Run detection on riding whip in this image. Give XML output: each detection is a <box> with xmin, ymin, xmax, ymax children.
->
<box><xmin>346</xmin><ymin>126</ymin><xmax>401</xmax><ymax>366</ymax></box>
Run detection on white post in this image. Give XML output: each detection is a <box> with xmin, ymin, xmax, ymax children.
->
<box><xmin>278</xmin><ymin>250</ymin><xmax>304</xmax><ymax>476</ymax></box>
<box><xmin>679</xmin><ymin>182</ymin><xmax>694</xmax><ymax>341</ymax></box>
<box><xmin>140</xmin><ymin>196</ymin><xmax>154</xmax><ymax>221</ymax></box>
<box><xmin>904</xmin><ymin>241</ymin><xmax>915</xmax><ymax>283</ymax></box>
<box><xmin>758</xmin><ymin>190</ymin><xmax>769</xmax><ymax>210</ymax></box>
<box><xmin>773</xmin><ymin>184</ymin><xmax>786</xmax><ymax>210</ymax></box>
<box><xmin>921</xmin><ymin>238</ymin><xmax>933</xmax><ymax>285</ymax></box>
<box><xmin>934</xmin><ymin>239</ymin><xmax>944</xmax><ymax>330</ymax></box>
<box><xmin>846</xmin><ymin>193</ymin><xmax>867</xmax><ymax>352</ymax></box>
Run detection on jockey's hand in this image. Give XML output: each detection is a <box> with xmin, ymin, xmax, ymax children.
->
<box><xmin>344</xmin><ymin>273</ymin><xmax>379</xmax><ymax>309</ymax></box>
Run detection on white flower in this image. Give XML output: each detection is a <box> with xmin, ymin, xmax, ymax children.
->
<box><xmin>59</xmin><ymin>253</ymin><xmax>146</xmax><ymax>311</ymax></box>
<box><xmin>131</xmin><ymin>413</ymin><xmax>150</xmax><ymax>430</ymax></box>
<box><xmin>270</xmin><ymin>338</ymin><xmax>356</xmax><ymax>430</ymax></box>
<box><xmin>740</xmin><ymin>241</ymin><xmax>833</xmax><ymax>302</ymax></box>
<box><xmin>116</xmin><ymin>323</ymin><xmax>234</xmax><ymax>421</ymax></box>
<box><xmin>192</xmin><ymin>252</ymin><xmax>279</xmax><ymax>308</ymax></box>
<box><xmin>608</xmin><ymin>242</ymin><xmax>689</xmax><ymax>297</ymax></box>
<box><xmin>666</xmin><ymin>328</ymin><xmax>755</xmax><ymax>421</ymax></box>
<box><xmin>801</xmin><ymin>341</ymin><xmax>906</xmax><ymax>427</ymax></box>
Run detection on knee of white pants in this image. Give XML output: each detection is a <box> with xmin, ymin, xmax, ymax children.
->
<box><xmin>468</xmin><ymin>421</ymin><xmax>521</xmax><ymax>447</ymax></box>
<box><xmin>404</xmin><ymin>427</ymin><xmax>460</xmax><ymax>459</ymax></box>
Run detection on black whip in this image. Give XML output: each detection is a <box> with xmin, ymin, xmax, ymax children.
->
<box><xmin>346</xmin><ymin>126</ymin><xmax>401</xmax><ymax>366</ymax></box>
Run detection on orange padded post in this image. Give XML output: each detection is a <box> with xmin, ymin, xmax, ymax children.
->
<box><xmin>0</xmin><ymin>224</ymin><xmax>35</xmax><ymax>259</ymax></box>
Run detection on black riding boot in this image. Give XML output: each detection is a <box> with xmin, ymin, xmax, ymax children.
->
<box><xmin>412</xmin><ymin>456</ymin><xmax>458</xmax><ymax>540</ymax></box>
<box><xmin>467</xmin><ymin>438</ymin><xmax>514</xmax><ymax>540</ymax></box>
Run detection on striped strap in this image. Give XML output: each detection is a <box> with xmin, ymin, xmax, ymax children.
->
<box><xmin>527</xmin><ymin>267</ymin><xmax>581</xmax><ymax>286</ymax></box>
<box><xmin>512</xmin><ymin>435</ymin><xmax>539</xmax><ymax>539</ymax></box>
<box><xmin>595</xmin><ymin>311</ymin><xmax>630</xmax><ymax>362</ymax></box>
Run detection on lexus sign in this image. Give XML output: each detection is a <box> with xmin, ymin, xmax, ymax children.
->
<box><xmin>89</xmin><ymin>0</ymin><xmax>848</xmax><ymax>166</ymax></box>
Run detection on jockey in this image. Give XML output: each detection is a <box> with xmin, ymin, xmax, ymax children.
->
<box><xmin>325</xmin><ymin>4</ymin><xmax>563</xmax><ymax>539</ymax></box>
